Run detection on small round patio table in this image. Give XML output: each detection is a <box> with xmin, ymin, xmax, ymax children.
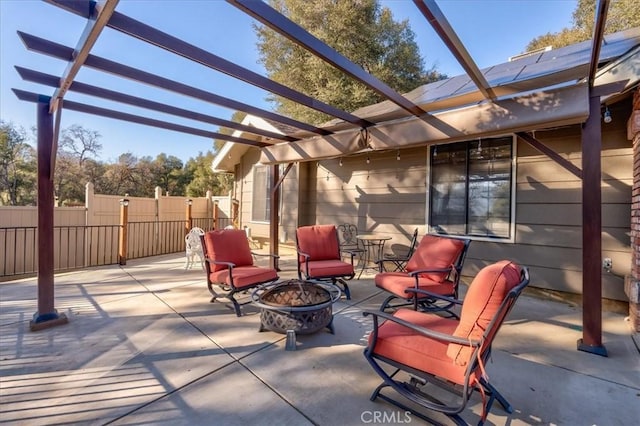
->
<box><xmin>356</xmin><ymin>234</ymin><xmax>391</xmax><ymax>279</ymax></box>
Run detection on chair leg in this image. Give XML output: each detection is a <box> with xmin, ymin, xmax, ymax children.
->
<box><xmin>479</xmin><ymin>377</ymin><xmax>513</xmax><ymax>414</ymax></box>
<box><xmin>228</xmin><ymin>290</ymin><xmax>243</xmax><ymax>317</ymax></box>
<box><xmin>207</xmin><ymin>281</ymin><xmax>219</xmax><ymax>302</ymax></box>
<box><xmin>336</xmin><ymin>279</ymin><xmax>351</xmax><ymax>300</ymax></box>
<box><xmin>418</xmin><ymin>298</ymin><xmax>460</xmax><ymax>319</ymax></box>
<box><xmin>379</xmin><ymin>294</ymin><xmax>397</xmax><ymax>311</ymax></box>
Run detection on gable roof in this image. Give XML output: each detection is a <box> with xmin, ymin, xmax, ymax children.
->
<box><xmin>212</xmin><ymin>114</ymin><xmax>287</xmax><ymax>172</ymax></box>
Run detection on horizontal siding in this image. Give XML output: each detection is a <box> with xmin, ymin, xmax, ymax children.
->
<box><xmin>309</xmin><ymin>148</ymin><xmax>427</xmax><ymax>237</ymax></box>
<box><xmin>236</xmin><ymin>107</ymin><xmax>633</xmax><ymax>301</ymax></box>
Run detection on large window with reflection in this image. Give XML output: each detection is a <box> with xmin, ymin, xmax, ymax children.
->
<box><xmin>429</xmin><ymin>136</ymin><xmax>514</xmax><ymax>239</ymax></box>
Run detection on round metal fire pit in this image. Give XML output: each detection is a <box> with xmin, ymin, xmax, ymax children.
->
<box><xmin>252</xmin><ymin>280</ymin><xmax>341</xmax><ymax>335</ymax></box>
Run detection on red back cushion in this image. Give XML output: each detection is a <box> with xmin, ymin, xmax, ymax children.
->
<box><xmin>296</xmin><ymin>225</ymin><xmax>339</xmax><ymax>262</ymax></box>
<box><xmin>203</xmin><ymin>229</ymin><xmax>254</xmax><ymax>271</ymax></box>
<box><xmin>446</xmin><ymin>260</ymin><xmax>522</xmax><ymax>366</ymax></box>
<box><xmin>406</xmin><ymin>235</ymin><xmax>466</xmax><ymax>282</ymax></box>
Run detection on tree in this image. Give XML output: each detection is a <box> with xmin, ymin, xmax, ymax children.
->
<box><xmin>152</xmin><ymin>153</ymin><xmax>185</xmax><ymax>195</ymax></box>
<box><xmin>185</xmin><ymin>151</ymin><xmax>233</xmax><ymax>197</ymax></box>
<box><xmin>0</xmin><ymin>121</ymin><xmax>36</xmax><ymax>205</ymax></box>
<box><xmin>526</xmin><ymin>0</ymin><xmax>640</xmax><ymax>51</ymax></box>
<box><xmin>102</xmin><ymin>153</ymin><xmax>139</xmax><ymax>196</ymax></box>
<box><xmin>52</xmin><ymin>124</ymin><xmax>104</xmax><ymax>204</ymax></box>
<box><xmin>60</xmin><ymin>124</ymin><xmax>102</xmax><ymax>166</ymax></box>
<box><xmin>54</xmin><ymin>152</ymin><xmax>85</xmax><ymax>205</ymax></box>
<box><xmin>255</xmin><ymin>0</ymin><xmax>445</xmax><ymax>124</ymax></box>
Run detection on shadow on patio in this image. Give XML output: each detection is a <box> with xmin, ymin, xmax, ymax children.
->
<box><xmin>1</xmin><ymin>253</ymin><xmax>638</xmax><ymax>425</ymax></box>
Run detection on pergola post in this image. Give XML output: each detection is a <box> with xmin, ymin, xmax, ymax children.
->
<box><xmin>30</xmin><ymin>98</ymin><xmax>68</xmax><ymax>331</ymax></box>
<box><xmin>578</xmin><ymin>94</ymin><xmax>607</xmax><ymax>356</ymax></box>
<box><xmin>269</xmin><ymin>164</ymin><xmax>280</xmax><ymax>271</ymax></box>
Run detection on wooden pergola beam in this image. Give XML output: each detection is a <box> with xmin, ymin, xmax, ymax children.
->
<box><xmin>46</xmin><ymin>0</ymin><xmax>373</xmax><ymax>129</ymax></box>
<box><xmin>588</xmin><ymin>0</ymin><xmax>610</xmax><ymax>88</ymax></box>
<box><xmin>18</xmin><ymin>31</ymin><xmax>326</xmax><ymax>136</ymax></box>
<box><xmin>516</xmin><ymin>132</ymin><xmax>583</xmax><ymax>179</ymax></box>
<box><xmin>13</xmin><ymin>89</ymin><xmax>270</xmax><ymax>147</ymax></box>
<box><xmin>413</xmin><ymin>0</ymin><xmax>497</xmax><ymax>101</ymax></box>
<box><xmin>16</xmin><ymin>66</ymin><xmax>298</xmax><ymax>142</ymax></box>
<box><xmin>47</xmin><ymin>0</ymin><xmax>119</xmax><ymax>114</ymax></box>
<box><xmin>228</xmin><ymin>0</ymin><xmax>425</xmax><ymax>117</ymax></box>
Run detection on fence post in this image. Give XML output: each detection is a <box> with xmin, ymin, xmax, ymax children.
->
<box><xmin>118</xmin><ymin>198</ymin><xmax>129</xmax><ymax>265</ymax></box>
<box><xmin>213</xmin><ymin>200</ymin><xmax>219</xmax><ymax>229</ymax></box>
<box><xmin>206</xmin><ymin>190</ymin><xmax>213</xmax><ymax>229</ymax></box>
<box><xmin>84</xmin><ymin>182</ymin><xmax>94</xmax><ymax>267</ymax></box>
<box><xmin>185</xmin><ymin>199</ymin><xmax>192</xmax><ymax>234</ymax></box>
<box><xmin>232</xmin><ymin>199</ymin><xmax>239</xmax><ymax>229</ymax></box>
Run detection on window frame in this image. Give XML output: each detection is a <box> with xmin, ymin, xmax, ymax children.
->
<box><xmin>425</xmin><ymin>135</ymin><xmax>517</xmax><ymax>243</ymax></box>
<box><xmin>251</xmin><ymin>164</ymin><xmax>271</xmax><ymax>223</ymax></box>
<box><xmin>249</xmin><ymin>164</ymin><xmax>286</xmax><ymax>225</ymax></box>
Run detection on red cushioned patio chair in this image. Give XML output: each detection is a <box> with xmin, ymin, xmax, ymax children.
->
<box><xmin>364</xmin><ymin>261</ymin><xmax>529</xmax><ymax>425</ymax></box>
<box><xmin>201</xmin><ymin>229</ymin><xmax>279</xmax><ymax>316</ymax></box>
<box><xmin>374</xmin><ymin>234</ymin><xmax>471</xmax><ymax>316</ymax></box>
<box><xmin>296</xmin><ymin>224</ymin><xmax>356</xmax><ymax>299</ymax></box>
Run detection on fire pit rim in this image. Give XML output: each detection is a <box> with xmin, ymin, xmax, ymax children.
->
<box><xmin>251</xmin><ymin>279</ymin><xmax>341</xmax><ymax>313</ymax></box>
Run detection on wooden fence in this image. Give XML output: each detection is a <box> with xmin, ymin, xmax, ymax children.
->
<box><xmin>0</xmin><ymin>184</ymin><xmax>235</xmax><ymax>280</ymax></box>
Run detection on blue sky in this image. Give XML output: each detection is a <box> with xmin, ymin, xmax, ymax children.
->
<box><xmin>0</xmin><ymin>0</ymin><xmax>577</xmax><ymax>164</ymax></box>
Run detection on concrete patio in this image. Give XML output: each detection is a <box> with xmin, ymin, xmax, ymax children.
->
<box><xmin>1</xmin><ymin>251</ymin><xmax>638</xmax><ymax>425</ymax></box>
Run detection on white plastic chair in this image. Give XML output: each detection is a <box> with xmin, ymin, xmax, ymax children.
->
<box><xmin>184</xmin><ymin>227</ymin><xmax>205</xmax><ymax>269</ymax></box>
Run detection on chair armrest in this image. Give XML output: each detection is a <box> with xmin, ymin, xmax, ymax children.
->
<box><xmin>408</xmin><ymin>266</ymin><xmax>453</xmax><ymax>277</ymax></box>
<box><xmin>404</xmin><ymin>288</ymin><xmax>463</xmax><ymax>305</ymax></box>
<box><xmin>297</xmin><ymin>250</ymin><xmax>311</xmax><ymax>260</ymax></box>
<box><xmin>251</xmin><ymin>252</ymin><xmax>280</xmax><ymax>260</ymax></box>
<box><xmin>205</xmin><ymin>258</ymin><xmax>236</xmax><ymax>269</ymax></box>
<box><xmin>362</xmin><ymin>309</ymin><xmax>480</xmax><ymax>347</ymax></box>
<box><xmin>342</xmin><ymin>247</ymin><xmax>364</xmax><ymax>255</ymax></box>
<box><xmin>341</xmin><ymin>249</ymin><xmax>359</xmax><ymax>265</ymax></box>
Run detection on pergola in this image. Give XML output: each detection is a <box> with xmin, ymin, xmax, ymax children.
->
<box><xmin>13</xmin><ymin>0</ymin><xmax>624</xmax><ymax>356</ymax></box>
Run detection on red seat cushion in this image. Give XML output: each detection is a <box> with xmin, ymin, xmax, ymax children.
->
<box><xmin>370</xmin><ymin>308</ymin><xmax>475</xmax><ymax>386</ymax></box>
<box><xmin>374</xmin><ymin>272</ymin><xmax>455</xmax><ymax>298</ymax></box>
<box><xmin>447</xmin><ymin>260</ymin><xmax>522</xmax><ymax>366</ymax></box>
<box><xmin>303</xmin><ymin>259</ymin><xmax>354</xmax><ymax>279</ymax></box>
<box><xmin>296</xmin><ymin>225</ymin><xmax>340</xmax><ymax>262</ymax></box>
<box><xmin>203</xmin><ymin>229</ymin><xmax>254</xmax><ymax>271</ymax></box>
<box><xmin>210</xmin><ymin>266</ymin><xmax>278</xmax><ymax>290</ymax></box>
<box><xmin>406</xmin><ymin>235</ymin><xmax>466</xmax><ymax>282</ymax></box>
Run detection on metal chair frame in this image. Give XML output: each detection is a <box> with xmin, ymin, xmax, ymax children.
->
<box><xmin>296</xmin><ymin>225</ymin><xmax>356</xmax><ymax>299</ymax></box>
<box><xmin>184</xmin><ymin>226</ymin><xmax>205</xmax><ymax>269</ymax></box>
<box><xmin>201</xmin><ymin>231</ymin><xmax>279</xmax><ymax>316</ymax></box>
<box><xmin>337</xmin><ymin>223</ymin><xmax>365</xmax><ymax>265</ymax></box>
<box><xmin>376</xmin><ymin>228</ymin><xmax>419</xmax><ymax>272</ymax></box>
<box><xmin>377</xmin><ymin>236</ymin><xmax>471</xmax><ymax>316</ymax></box>
<box><xmin>363</xmin><ymin>266</ymin><xmax>530</xmax><ymax>426</ymax></box>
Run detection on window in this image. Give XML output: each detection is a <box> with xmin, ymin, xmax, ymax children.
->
<box><xmin>429</xmin><ymin>136</ymin><xmax>514</xmax><ymax>240</ymax></box>
<box><xmin>252</xmin><ymin>165</ymin><xmax>271</xmax><ymax>222</ymax></box>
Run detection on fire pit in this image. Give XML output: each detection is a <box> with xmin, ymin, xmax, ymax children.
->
<box><xmin>252</xmin><ymin>280</ymin><xmax>341</xmax><ymax>344</ymax></box>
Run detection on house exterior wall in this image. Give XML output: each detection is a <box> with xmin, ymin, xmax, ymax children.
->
<box><xmin>236</xmin><ymin>148</ymin><xmax>301</xmax><ymax>242</ymax></box>
<box><xmin>301</xmin><ymin>147</ymin><xmax>428</xmax><ymax>256</ymax></box>
<box><xmin>628</xmin><ymin>87</ymin><xmax>640</xmax><ymax>331</ymax></box>
<box><xmin>233</xmin><ymin>99</ymin><xmax>633</xmax><ymax>301</ymax></box>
